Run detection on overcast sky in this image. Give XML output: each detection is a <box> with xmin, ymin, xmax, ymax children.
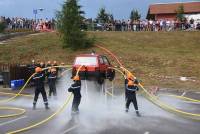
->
<box><xmin>0</xmin><ymin>0</ymin><xmax>198</xmax><ymax>19</ymax></box>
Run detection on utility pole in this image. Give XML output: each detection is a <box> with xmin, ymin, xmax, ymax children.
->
<box><xmin>33</xmin><ymin>8</ymin><xmax>44</xmax><ymax>21</ymax></box>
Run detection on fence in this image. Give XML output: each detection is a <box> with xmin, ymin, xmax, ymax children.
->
<box><xmin>0</xmin><ymin>63</ymin><xmax>32</xmax><ymax>88</ymax></box>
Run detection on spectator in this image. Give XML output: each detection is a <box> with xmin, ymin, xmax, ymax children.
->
<box><xmin>190</xmin><ymin>18</ymin><xmax>194</xmax><ymax>29</ymax></box>
<box><xmin>0</xmin><ymin>16</ymin><xmax>56</xmax><ymax>32</ymax></box>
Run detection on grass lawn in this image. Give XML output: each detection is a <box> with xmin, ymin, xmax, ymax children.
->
<box><xmin>0</xmin><ymin>31</ymin><xmax>200</xmax><ymax>90</ymax></box>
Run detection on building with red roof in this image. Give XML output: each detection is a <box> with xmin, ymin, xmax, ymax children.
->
<box><xmin>147</xmin><ymin>1</ymin><xmax>200</xmax><ymax>20</ymax></box>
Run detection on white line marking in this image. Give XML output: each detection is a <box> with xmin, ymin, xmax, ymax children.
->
<box><xmin>182</xmin><ymin>101</ymin><xmax>200</xmax><ymax>104</ymax></box>
<box><xmin>0</xmin><ymin>116</ymin><xmax>27</xmax><ymax>127</ymax></box>
<box><xmin>144</xmin><ymin>131</ymin><xmax>150</xmax><ymax>134</ymax></box>
<box><xmin>62</xmin><ymin>124</ymin><xmax>79</xmax><ymax>134</ymax></box>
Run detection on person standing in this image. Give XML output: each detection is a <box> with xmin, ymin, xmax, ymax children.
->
<box><xmin>46</xmin><ymin>61</ymin><xmax>52</xmax><ymax>78</ymax></box>
<box><xmin>53</xmin><ymin>60</ymin><xmax>58</xmax><ymax>76</ymax></box>
<box><xmin>48</xmin><ymin>68</ymin><xmax>57</xmax><ymax>97</ymax></box>
<box><xmin>125</xmin><ymin>73</ymin><xmax>140</xmax><ymax>116</ymax></box>
<box><xmin>68</xmin><ymin>76</ymin><xmax>82</xmax><ymax>114</ymax></box>
<box><xmin>33</xmin><ymin>67</ymin><xmax>49</xmax><ymax>110</ymax></box>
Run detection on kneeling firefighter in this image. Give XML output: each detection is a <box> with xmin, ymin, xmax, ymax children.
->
<box><xmin>68</xmin><ymin>76</ymin><xmax>82</xmax><ymax>113</ymax></box>
<box><xmin>125</xmin><ymin>73</ymin><xmax>140</xmax><ymax>116</ymax></box>
<box><xmin>33</xmin><ymin>67</ymin><xmax>49</xmax><ymax>110</ymax></box>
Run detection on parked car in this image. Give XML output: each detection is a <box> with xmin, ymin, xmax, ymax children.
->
<box><xmin>72</xmin><ymin>54</ymin><xmax>115</xmax><ymax>84</ymax></box>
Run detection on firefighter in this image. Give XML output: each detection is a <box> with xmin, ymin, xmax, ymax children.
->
<box><xmin>68</xmin><ymin>76</ymin><xmax>81</xmax><ymax>114</ymax></box>
<box><xmin>36</xmin><ymin>59</ymin><xmax>41</xmax><ymax>67</ymax></box>
<box><xmin>46</xmin><ymin>61</ymin><xmax>52</xmax><ymax>67</ymax></box>
<box><xmin>53</xmin><ymin>60</ymin><xmax>58</xmax><ymax>76</ymax></box>
<box><xmin>46</xmin><ymin>61</ymin><xmax>52</xmax><ymax>78</ymax></box>
<box><xmin>27</xmin><ymin>59</ymin><xmax>36</xmax><ymax>86</ymax></box>
<box><xmin>33</xmin><ymin>67</ymin><xmax>49</xmax><ymax>110</ymax></box>
<box><xmin>39</xmin><ymin>61</ymin><xmax>45</xmax><ymax>68</ymax></box>
<box><xmin>125</xmin><ymin>73</ymin><xmax>140</xmax><ymax>116</ymax></box>
<box><xmin>39</xmin><ymin>61</ymin><xmax>46</xmax><ymax>76</ymax></box>
<box><xmin>29</xmin><ymin>59</ymin><xmax>36</xmax><ymax>72</ymax></box>
<box><xmin>48</xmin><ymin>68</ymin><xmax>57</xmax><ymax>97</ymax></box>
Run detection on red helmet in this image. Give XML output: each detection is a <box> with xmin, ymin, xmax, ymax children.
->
<box><xmin>127</xmin><ymin>73</ymin><xmax>134</xmax><ymax>80</ymax></box>
<box><xmin>35</xmin><ymin>67</ymin><xmax>42</xmax><ymax>73</ymax></box>
<box><xmin>128</xmin><ymin>80</ymin><xmax>134</xmax><ymax>86</ymax></box>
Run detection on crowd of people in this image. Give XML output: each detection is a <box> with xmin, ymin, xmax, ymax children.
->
<box><xmin>95</xmin><ymin>18</ymin><xmax>200</xmax><ymax>31</ymax></box>
<box><xmin>1</xmin><ymin>16</ymin><xmax>200</xmax><ymax>32</ymax></box>
<box><xmin>0</xmin><ymin>16</ymin><xmax>56</xmax><ymax>31</ymax></box>
<box><xmin>27</xmin><ymin>60</ymin><xmax>65</xmax><ymax>78</ymax></box>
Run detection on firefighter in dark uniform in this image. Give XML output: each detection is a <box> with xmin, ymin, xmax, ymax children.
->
<box><xmin>68</xmin><ymin>76</ymin><xmax>81</xmax><ymax>113</ymax></box>
<box><xmin>39</xmin><ymin>61</ymin><xmax>45</xmax><ymax>68</ymax></box>
<box><xmin>46</xmin><ymin>61</ymin><xmax>52</xmax><ymax>78</ymax></box>
<box><xmin>27</xmin><ymin>59</ymin><xmax>36</xmax><ymax>86</ymax></box>
<box><xmin>125</xmin><ymin>73</ymin><xmax>140</xmax><ymax>116</ymax></box>
<box><xmin>53</xmin><ymin>61</ymin><xmax>58</xmax><ymax>76</ymax></box>
<box><xmin>28</xmin><ymin>59</ymin><xmax>36</xmax><ymax>74</ymax></box>
<box><xmin>48</xmin><ymin>68</ymin><xmax>57</xmax><ymax>97</ymax></box>
<box><xmin>33</xmin><ymin>67</ymin><xmax>49</xmax><ymax>110</ymax></box>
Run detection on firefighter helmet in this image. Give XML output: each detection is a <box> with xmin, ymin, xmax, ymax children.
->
<box><xmin>128</xmin><ymin>80</ymin><xmax>134</xmax><ymax>86</ymax></box>
<box><xmin>127</xmin><ymin>73</ymin><xmax>134</xmax><ymax>80</ymax></box>
<box><xmin>35</xmin><ymin>67</ymin><xmax>42</xmax><ymax>73</ymax></box>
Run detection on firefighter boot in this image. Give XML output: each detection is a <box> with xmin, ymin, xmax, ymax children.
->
<box><xmin>33</xmin><ymin>102</ymin><xmax>36</xmax><ymax>110</ymax></box>
<box><xmin>136</xmin><ymin>110</ymin><xmax>141</xmax><ymax>117</ymax></box>
<box><xmin>45</xmin><ymin>103</ymin><xmax>50</xmax><ymax>110</ymax></box>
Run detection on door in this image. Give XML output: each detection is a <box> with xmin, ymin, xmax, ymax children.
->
<box><xmin>99</xmin><ymin>56</ymin><xmax>106</xmax><ymax>73</ymax></box>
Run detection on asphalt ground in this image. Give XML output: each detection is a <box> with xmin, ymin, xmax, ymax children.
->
<box><xmin>0</xmin><ymin>73</ymin><xmax>199</xmax><ymax>134</ymax></box>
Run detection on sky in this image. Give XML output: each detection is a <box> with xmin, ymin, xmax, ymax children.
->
<box><xmin>0</xmin><ymin>0</ymin><xmax>198</xmax><ymax>19</ymax></box>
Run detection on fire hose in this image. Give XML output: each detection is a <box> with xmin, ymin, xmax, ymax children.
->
<box><xmin>95</xmin><ymin>44</ymin><xmax>200</xmax><ymax>120</ymax></box>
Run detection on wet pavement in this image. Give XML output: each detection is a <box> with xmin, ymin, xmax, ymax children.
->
<box><xmin>0</xmin><ymin>73</ymin><xmax>199</xmax><ymax>134</ymax></box>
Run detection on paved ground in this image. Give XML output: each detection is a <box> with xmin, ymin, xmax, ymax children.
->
<box><xmin>0</xmin><ymin>73</ymin><xmax>199</xmax><ymax>134</ymax></box>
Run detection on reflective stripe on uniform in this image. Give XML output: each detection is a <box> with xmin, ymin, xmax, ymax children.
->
<box><xmin>126</xmin><ymin>84</ymin><xmax>137</xmax><ymax>91</ymax></box>
<box><xmin>33</xmin><ymin>74</ymin><xmax>44</xmax><ymax>79</ymax></box>
<box><xmin>48</xmin><ymin>76</ymin><xmax>56</xmax><ymax>79</ymax></box>
<box><xmin>70</xmin><ymin>86</ymin><xmax>81</xmax><ymax>89</ymax></box>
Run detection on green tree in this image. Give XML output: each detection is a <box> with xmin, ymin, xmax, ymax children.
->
<box><xmin>176</xmin><ymin>4</ymin><xmax>185</xmax><ymax>22</ymax></box>
<box><xmin>56</xmin><ymin>0</ymin><xmax>93</xmax><ymax>50</ymax></box>
<box><xmin>97</xmin><ymin>7</ymin><xmax>110</xmax><ymax>23</ymax></box>
<box><xmin>130</xmin><ymin>9</ymin><xmax>141</xmax><ymax>21</ymax></box>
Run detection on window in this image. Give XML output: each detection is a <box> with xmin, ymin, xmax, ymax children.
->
<box><xmin>102</xmin><ymin>56</ymin><xmax>110</xmax><ymax>65</ymax></box>
<box><xmin>75</xmin><ymin>57</ymin><xmax>97</xmax><ymax>66</ymax></box>
<box><xmin>99</xmin><ymin>56</ymin><xmax>104</xmax><ymax>64</ymax></box>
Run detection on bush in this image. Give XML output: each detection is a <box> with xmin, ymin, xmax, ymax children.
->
<box><xmin>0</xmin><ymin>22</ymin><xmax>6</xmax><ymax>33</ymax></box>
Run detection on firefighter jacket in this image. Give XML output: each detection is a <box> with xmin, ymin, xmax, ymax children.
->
<box><xmin>48</xmin><ymin>73</ymin><xmax>57</xmax><ymax>84</ymax></box>
<box><xmin>125</xmin><ymin>79</ymin><xmax>139</xmax><ymax>99</ymax></box>
<box><xmin>68</xmin><ymin>81</ymin><xmax>81</xmax><ymax>98</ymax></box>
<box><xmin>33</xmin><ymin>72</ymin><xmax>45</xmax><ymax>89</ymax></box>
